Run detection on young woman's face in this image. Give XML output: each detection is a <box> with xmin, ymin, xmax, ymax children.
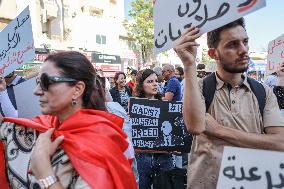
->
<box><xmin>175</xmin><ymin>69</ymin><xmax>182</xmax><ymax>79</ymax></box>
<box><xmin>143</xmin><ymin>73</ymin><xmax>158</xmax><ymax>98</ymax></box>
<box><xmin>116</xmin><ymin>74</ymin><xmax>126</xmax><ymax>88</ymax></box>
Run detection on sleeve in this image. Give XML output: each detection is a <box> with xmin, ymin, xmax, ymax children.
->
<box><xmin>105</xmin><ymin>90</ymin><xmax>113</xmax><ymax>102</ymax></box>
<box><xmin>74</xmin><ymin>176</ymin><xmax>92</xmax><ymax>189</ymax></box>
<box><xmin>165</xmin><ymin>79</ymin><xmax>178</xmax><ymax>94</ymax></box>
<box><xmin>0</xmin><ymin>122</ymin><xmax>17</xmax><ymax>141</ymax></box>
<box><xmin>263</xmin><ymin>85</ymin><xmax>284</xmax><ymax>127</ymax></box>
<box><xmin>0</xmin><ymin>90</ymin><xmax>18</xmax><ymax>117</ymax></box>
<box><xmin>198</xmin><ymin>79</ymin><xmax>206</xmax><ymax>111</ymax></box>
<box><xmin>109</xmin><ymin>88</ymin><xmax>115</xmax><ymax>99</ymax></box>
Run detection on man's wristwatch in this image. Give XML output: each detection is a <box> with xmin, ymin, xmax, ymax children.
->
<box><xmin>38</xmin><ymin>175</ymin><xmax>58</xmax><ymax>189</ymax></box>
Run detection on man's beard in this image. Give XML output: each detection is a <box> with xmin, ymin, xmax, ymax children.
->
<box><xmin>221</xmin><ymin>62</ymin><xmax>248</xmax><ymax>73</ymax></box>
<box><xmin>218</xmin><ymin>52</ymin><xmax>249</xmax><ymax>73</ymax></box>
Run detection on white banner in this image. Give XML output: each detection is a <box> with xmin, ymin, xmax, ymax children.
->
<box><xmin>0</xmin><ymin>6</ymin><xmax>35</xmax><ymax>77</ymax></box>
<box><xmin>266</xmin><ymin>34</ymin><xmax>284</xmax><ymax>75</ymax></box>
<box><xmin>154</xmin><ymin>0</ymin><xmax>266</xmax><ymax>54</ymax></box>
<box><xmin>217</xmin><ymin>146</ymin><xmax>284</xmax><ymax>189</ymax></box>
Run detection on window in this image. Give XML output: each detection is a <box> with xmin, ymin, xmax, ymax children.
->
<box><xmin>96</xmin><ymin>35</ymin><xmax>106</xmax><ymax>45</ymax></box>
<box><xmin>101</xmin><ymin>36</ymin><xmax>106</xmax><ymax>44</ymax></box>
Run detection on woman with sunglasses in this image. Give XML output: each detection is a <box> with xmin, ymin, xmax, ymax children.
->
<box><xmin>0</xmin><ymin>51</ymin><xmax>137</xmax><ymax>189</ymax></box>
<box><xmin>134</xmin><ymin>69</ymin><xmax>174</xmax><ymax>189</ymax></box>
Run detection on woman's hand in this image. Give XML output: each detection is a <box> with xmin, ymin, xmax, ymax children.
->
<box><xmin>173</xmin><ymin>27</ymin><xmax>201</xmax><ymax>67</ymax></box>
<box><xmin>30</xmin><ymin>128</ymin><xmax>64</xmax><ymax>179</ymax></box>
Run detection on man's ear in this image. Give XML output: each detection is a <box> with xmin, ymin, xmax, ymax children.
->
<box><xmin>208</xmin><ymin>48</ymin><xmax>219</xmax><ymax>60</ymax></box>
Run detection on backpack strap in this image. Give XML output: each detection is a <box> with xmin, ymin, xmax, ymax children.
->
<box><xmin>203</xmin><ymin>73</ymin><xmax>217</xmax><ymax>112</ymax></box>
<box><xmin>203</xmin><ymin>74</ymin><xmax>266</xmax><ymax>118</ymax></box>
<box><xmin>247</xmin><ymin>77</ymin><xmax>266</xmax><ymax>118</ymax></box>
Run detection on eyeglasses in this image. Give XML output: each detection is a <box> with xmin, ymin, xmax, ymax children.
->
<box><xmin>36</xmin><ymin>73</ymin><xmax>77</xmax><ymax>91</ymax></box>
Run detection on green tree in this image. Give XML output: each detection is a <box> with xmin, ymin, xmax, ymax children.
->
<box><xmin>125</xmin><ymin>0</ymin><xmax>154</xmax><ymax>64</ymax></box>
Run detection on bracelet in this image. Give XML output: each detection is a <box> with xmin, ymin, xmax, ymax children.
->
<box><xmin>38</xmin><ymin>175</ymin><xmax>58</xmax><ymax>189</ymax></box>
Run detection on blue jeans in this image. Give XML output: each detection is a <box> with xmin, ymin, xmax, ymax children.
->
<box><xmin>136</xmin><ymin>153</ymin><xmax>174</xmax><ymax>189</ymax></box>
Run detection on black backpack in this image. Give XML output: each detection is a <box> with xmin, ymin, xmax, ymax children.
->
<box><xmin>202</xmin><ymin>73</ymin><xmax>266</xmax><ymax>117</ymax></box>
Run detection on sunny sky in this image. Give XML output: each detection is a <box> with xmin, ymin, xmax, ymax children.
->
<box><xmin>124</xmin><ymin>0</ymin><xmax>284</xmax><ymax>52</ymax></box>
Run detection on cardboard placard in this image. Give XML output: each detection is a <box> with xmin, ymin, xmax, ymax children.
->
<box><xmin>0</xmin><ymin>6</ymin><xmax>35</xmax><ymax>77</ymax></box>
<box><xmin>154</xmin><ymin>0</ymin><xmax>266</xmax><ymax>54</ymax></box>
<box><xmin>266</xmin><ymin>34</ymin><xmax>284</xmax><ymax>75</ymax></box>
<box><xmin>217</xmin><ymin>146</ymin><xmax>284</xmax><ymax>189</ymax></box>
<box><xmin>129</xmin><ymin>98</ymin><xmax>192</xmax><ymax>153</ymax></box>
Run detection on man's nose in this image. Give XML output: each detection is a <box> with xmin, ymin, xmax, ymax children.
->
<box><xmin>239</xmin><ymin>42</ymin><xmax>249</xmax><ymax>53</ymax></box>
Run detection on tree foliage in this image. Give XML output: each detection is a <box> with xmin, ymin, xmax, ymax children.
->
<box><xmin>125</xmin><ymin>0</ymin><xmax>154</xmax><ymax>63</ymax></box>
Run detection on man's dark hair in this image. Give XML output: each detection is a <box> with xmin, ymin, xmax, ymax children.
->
<box><xmin>175</xmin><ymin>67</ymin><xmax>184</xmax><ymax>76</ymax></box>
<box><xmin>130</xmin><ymin>70</ymin><xmax>138</xmax><ymax>76</ymax></box>
<box><xmin>197</xmin><ymin>63</ymin><xmax>205</xmax><ymax>70</ymax></box>
<box><xmin>207</xmin><ymin>18</ymin><xmax>246</xmax><ymax>48</ymax></box>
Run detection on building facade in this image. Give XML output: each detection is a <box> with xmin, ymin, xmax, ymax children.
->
<box><xmin>0</xmin><ymin>0</ymin><xmax>137</xmax><ymax>76</ymax></box>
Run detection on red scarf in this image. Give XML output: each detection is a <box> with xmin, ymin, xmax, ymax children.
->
<box><xmin>4</xmin><ymin>109</ymin><xmax>137</xmax><ymax>189</ymax></box>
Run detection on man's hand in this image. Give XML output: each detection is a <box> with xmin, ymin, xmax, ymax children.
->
<box><xmin>204</xmin><ymin>113</ymin><xmax>221</xmax><ymax>136</ymax></box>
<box><xmin>0</xmin><ymin>77</ymin><xmax>6</xmax><ymax>92</ymax></box>
<box><xmin>173</xmin><ymin>27</ymin><xmax>201</xmax><ymax>67</ymax></box>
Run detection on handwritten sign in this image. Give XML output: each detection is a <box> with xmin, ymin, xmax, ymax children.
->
<box><xmin>217</xmin><ymin>146</ymin><xmax>284</xmax><ymax>189</ymax></box>
<box><xmin>129</xmin><ymin>98</ymin><xmax>192</xmax><ymax>152</ymax></box>
<box><xmin>266</xmin><ymin>34</ymin><xmax>284</xmax><ymax>75</ymax></box>
<box><xmin>154</xmin><ymin>0</ymin><xmax>266</xmax><ymax>54</ymax></box>
<box><xmin>14</xmin><ymin>78</ymin><xmax>41</xmax><ymax>118</ymax></box>
<box><xmin>0</xmin><ymin>6</ymin><xmax>35</xmax><ymax>77</ymax></box>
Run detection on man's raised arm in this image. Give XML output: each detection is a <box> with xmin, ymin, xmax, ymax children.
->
<box><xmin>174</xmin><ymin>27</ymin><xmax>205</xmax><ymax>135</ymax></box>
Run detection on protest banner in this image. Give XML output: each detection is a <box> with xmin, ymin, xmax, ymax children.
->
<box><xmin>14</xmin><ymin>77</ymin><xmax>41</xmax><ymax>118</ymax></box>
<box><xmin>266</xmin><ymin>34</ymin><xmax>284</xmax><ymax>75</ymax></box>
<box><xmin>0</xmin><ymin>6</ymin><xmax>35</xmax><ymax>77</ymax></box>
<box><xmin>154</xmin><ymin>0</ymin><xmax>266</xmax><ymax>54</ymax></box>
<box><xmin>217</xmin><ymin>146</ymin><xmax>284</xmax><ymax>189</ymax></box>
<box><xmin>129</xmin><ymin>98</ymin><xmax>192</xmax><ymax>153</ymax></box>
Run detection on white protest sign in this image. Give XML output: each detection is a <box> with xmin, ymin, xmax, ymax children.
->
<box><xmin>154</xmin><ymin>0</ymin><xmax>266</xmax><ymax>54</ymax></box>
<box><xmin>0</xmin><ymin>6</ymin><xmax>35</xmax><ymax>77</ymax></box>
<box><xmin>217</xmin><ymin>146</ymin><xmax>284</xmax><ymax>189</ymax></box>
<box><xmin>266</xmin><ymin>34</ymin><xmax>284</xmax><ymax>75</ymax></box>
<box><xmin>14</xmin><ymin>77</ymin><xmax>41</xmax><ymax>118</ymax></box>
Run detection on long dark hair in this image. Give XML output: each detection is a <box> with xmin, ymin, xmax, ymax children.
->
<box><xmin>135</xmin><ymin>69</ymin><xmax>162</xmax><ymax>99</ymax></box>
<box><xmin>44</xmin><ymin>51</ymin><xmax>107</xmax><ymax>111</ymax></box>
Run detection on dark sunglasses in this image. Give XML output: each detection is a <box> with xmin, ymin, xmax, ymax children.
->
<box><xmin>36</xmin><ymin>73</ymin><xmax>77</xmax><ymax>91</ymax></box>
